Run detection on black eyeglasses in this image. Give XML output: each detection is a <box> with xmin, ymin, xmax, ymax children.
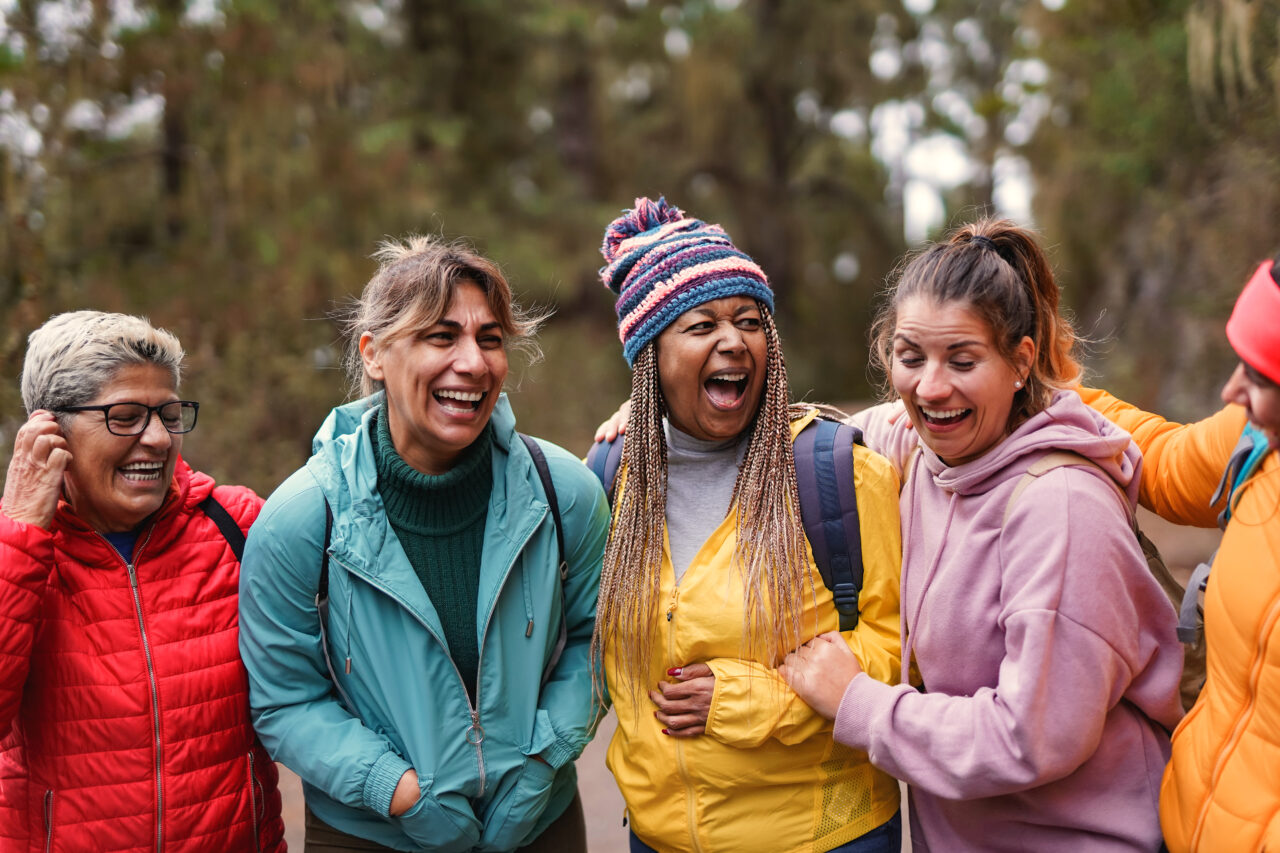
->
<box><xmin>55</xmin><ymin>401</ymin><xmax>200</xmax><ymax>436</ymax></box>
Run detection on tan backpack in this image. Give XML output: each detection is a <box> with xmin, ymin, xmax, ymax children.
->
<box><xmin>1002</xmin><ymin>451</ymin><xmax>1206</xmax><ymax>712</ymax></box>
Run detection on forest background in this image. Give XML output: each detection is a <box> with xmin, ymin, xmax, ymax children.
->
<box><xmin>0</xmin><ymin>0</ymin><xmax>1276</xmax><ymax>498</ymax></box>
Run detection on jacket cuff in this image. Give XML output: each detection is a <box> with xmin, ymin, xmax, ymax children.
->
<box><xmin>364</xmin><ymin>749</ymin><xmax>413</xmax><ymax>816</ymax></box>
<box><xmin>540</xmin><ymin>735</ymin><xmax>580</xmax><ymax>770</ymax></box>
<box><xmin>833</xmin><ymin>672</ymin><xmax>886</xmax><ymax>751</ymax></box>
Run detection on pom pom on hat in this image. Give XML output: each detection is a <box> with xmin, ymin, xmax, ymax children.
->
<box><xmin>599</xmin><ymin>196</ymin><xmax>773</xmax><ymax>367</ymax></box>
<box><xmin>1226</xmin><ymin>258</ymin><xmax>1280</xmax><ymax>385</ymax></box>
<box><xmin>601</xmin><ymin>197</ymin><xmax>687</xmax><ymax>265</ymax></box>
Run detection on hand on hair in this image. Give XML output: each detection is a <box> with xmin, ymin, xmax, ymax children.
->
<box><xmin>1</xmin><ymin>411</ymin><xmax>72</xmax><ymax>530</ymax></box>
<box><xmin>593</xmin><ymin>399</ymin><xmax>632</xmax><ymax>444</ymax></box>
<box><xmin>778</xmin><ymin>632</ymin><xmax>863</xmax><ymax>721</ymax></box>
<box><xmin>651</xmin><ymin>662</ymin><xmax>714</xmax><ymax>738</ymax></box>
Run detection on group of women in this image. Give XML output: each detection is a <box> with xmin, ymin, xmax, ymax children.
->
<box><xmin>0</xmin><ymin>196</ymin><xmax>1275</xmax><ymax>853</ymax></box>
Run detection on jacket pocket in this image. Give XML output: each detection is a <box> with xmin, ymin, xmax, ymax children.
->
<box><xmin>246</xmin><ymin>752</ymin><xmax>264</xmax><ymax>853</ymax></box>
<box><xmin>43</xmin><ymin>790</ymin><xmax>54</xmax><ymax>853</ymax></box>
<box><xmin>477</xmin><ymin>757</ymin><xmax>557</xmax><ymax>852</ymax></box>
<box><xmin>397</xmin><ymin>781</ymin><xmax>481</xmax><ymax>853</ymax></box>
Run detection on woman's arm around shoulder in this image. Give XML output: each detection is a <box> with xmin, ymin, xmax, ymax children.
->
<box><xmin>845</xmin><ymin>402</ymin><xmax>919</xmax><ymax>478</ymax></box>
<box><xmin>1079</xmin><ymin>387</ymin><xmax>1247</xmax><ymax>525</ymax></box>
<box><xmin>238</xmin><ymin>467</ymin><xmax>414</xmax><ymax>818</ymax></box>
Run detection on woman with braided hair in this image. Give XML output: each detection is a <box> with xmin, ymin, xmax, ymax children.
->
<box><xmin>591</xmin><ymin>198</ymin><xmax>905</xmax><ymax>853</ymax></box>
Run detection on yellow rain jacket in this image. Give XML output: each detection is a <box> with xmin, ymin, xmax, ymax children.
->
<box><xmin>605</xmin><ymin>410</ymin><xmax>903</xmax><ymax>853</ymax></box>
<box><xmin>1082</xmin><ymin>389</ymin><xmax>1280</xmax><ymax>852</ymax></box>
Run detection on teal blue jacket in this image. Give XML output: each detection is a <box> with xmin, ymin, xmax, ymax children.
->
<box><xmin>239</xmin><ymin>394</ymin><xmax>609</xmax><ymax>852</ymax></box>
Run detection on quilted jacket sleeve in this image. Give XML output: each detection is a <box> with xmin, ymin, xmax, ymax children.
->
<box><xmin>0</xmin><ymin>511</ymin><xmax>55</xmax><ymax>730</ymax></box>
<box><xmin>1079</xmin><ymin>387</ymin><xmax>1247</xmax><ymax>527</ymax></box>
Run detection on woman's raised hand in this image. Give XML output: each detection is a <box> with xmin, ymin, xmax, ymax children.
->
<box><xmin>593</xmin><ymin>399</ymin><xmax>632</xmax><ymax>444</ymax></box>
<box><xmin>2</xmin><ymin>411</ymin><xmax>71</xmax><ymax>530</ymax></box>
<box><xmin>651</xmin><ymin>662</ymin><xmax>715</xmax><ymax>738</ymax></box>
<box><xmin>778</xmin><ymin>632</ymin><xmax>863</xmax><ymax>721</ymax></box>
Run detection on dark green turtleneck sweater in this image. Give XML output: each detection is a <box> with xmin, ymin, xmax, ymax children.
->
<box><xmin>372</xmin><ymin>404</ymin><xmax>492</xmax><ymax>701</ymax></box>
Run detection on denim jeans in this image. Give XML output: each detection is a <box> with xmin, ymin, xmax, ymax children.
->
<box><xmin>629</xmin><ymin>811</ymin><xmax>902</xmax><ymax>853</ymax></box>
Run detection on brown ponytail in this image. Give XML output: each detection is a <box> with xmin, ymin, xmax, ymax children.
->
<box><xmin>870</xmin><ymin>218</ymin><xmax>1080</xmax><ymax>428</ymax></box>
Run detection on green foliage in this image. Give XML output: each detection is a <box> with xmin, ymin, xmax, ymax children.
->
<box><xmin>0</xmin><ymin>0</ymin><xmax>1274</xmax><ymax>496</ymax></box>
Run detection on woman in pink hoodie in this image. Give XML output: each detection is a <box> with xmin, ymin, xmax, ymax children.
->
<box><xmin>781</xmin><ymin>219</ymin><xmax>1184</xmax><ymax>852</ymax></box>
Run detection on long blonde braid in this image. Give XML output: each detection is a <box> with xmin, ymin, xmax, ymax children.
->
<box><xmin>590</xmin><ymin>304</ymin><xmax>814</xmax><ymax>707</ymax></box>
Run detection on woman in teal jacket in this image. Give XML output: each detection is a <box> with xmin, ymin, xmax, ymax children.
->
<box><xmin>238</xmin><ymin>236</ymin><xmax>610</xmax><ymax>852</ymax></box>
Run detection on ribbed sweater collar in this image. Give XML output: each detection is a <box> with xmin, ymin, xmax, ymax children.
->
<box><xmin>372</xmin><ymin>403</ymin><xmax>493</xmax><ymax>535</ymax></box>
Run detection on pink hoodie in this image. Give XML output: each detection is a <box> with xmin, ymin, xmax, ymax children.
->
<box><xmin>844</xmin><ymin>391</ymin><xmax>1183</xmax><ymax>852</ymax></box>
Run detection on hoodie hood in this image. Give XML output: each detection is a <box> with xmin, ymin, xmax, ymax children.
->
<box><xmin>921</xmin><ymin>390</ymin><xmax>1143</xmax><ymax>506</ymax></box>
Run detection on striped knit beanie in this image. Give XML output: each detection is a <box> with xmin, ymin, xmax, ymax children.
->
<box><xmin>600</xmin><ymin>197</ymin><xmax>773</xmax><ymax>367</ymax></box>
<box><xmin>1226</xmin><ymin>258</ymin><xmax>1280</xmax><ymax>384</ymax></box>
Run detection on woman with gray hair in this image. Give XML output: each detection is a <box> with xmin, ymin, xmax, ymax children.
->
<box><xmin>0</xmin><ymin>311</ymin><xmax>285</xmax><ymax>851</ymax></box>
<box><xmin>238</xmin><ymin>236</ymin><xmax>610</xmax><ymax>852</ymax></box>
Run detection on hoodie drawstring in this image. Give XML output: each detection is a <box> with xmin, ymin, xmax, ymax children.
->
<box><xmin>900</xmin><ymin>474</ymin><xmax>959</xmax><ymax>687</ymax></box>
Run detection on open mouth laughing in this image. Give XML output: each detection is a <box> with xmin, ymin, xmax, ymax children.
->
<box><xmin>704</xmin><ymin>371</ymin><xmax>749</xmax><ymax>409</ymax></box>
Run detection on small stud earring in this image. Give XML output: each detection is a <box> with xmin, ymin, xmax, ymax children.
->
<box><xmin>1014</xmin><ymin>380</ymin><xmax>1023</xmax><ymax>389</ymax></box>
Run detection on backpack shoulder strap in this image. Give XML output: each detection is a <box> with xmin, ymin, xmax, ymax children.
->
<box><xmin>586</xmin><ymin>433</ymin><xmax>626</xmax><ymax>505</ymax></box>
<box><xmin>1000</xmin><ymin>451</ymin><xmax>1131</xmax><ymax>527</ymax></box>
<box><xmin>518</xmin><ymin>433</ymin><xmax>569</xmax><ymax>687</ymax></box>
<box><xmin>519</xmin><ymin>434</ymin><xmax>566</xmax><ymax>576</ymax></box>
<box><xmin>793</xmin><ymin>416</ymin><xmax>865</xmax><ymax>632</ymax></box>
<box><xmin>198</xmin><ymin>494</ymin><xmax>246</xmax><ymax>563</ymax></box>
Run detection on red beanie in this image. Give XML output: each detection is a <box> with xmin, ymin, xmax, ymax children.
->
<box><xmin>1226</xmin><ymin>259</ymin><xmax>1280</xmax><ymax>385</ymax></box>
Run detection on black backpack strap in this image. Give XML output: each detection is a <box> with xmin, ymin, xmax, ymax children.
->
<box><xmin>315</xmin><ymin>497</ymin><xmax>356</xmax><ymax>709</ymax></box>
<box><xmin>585</xmin><ymin>434</ymin><xmax>626</xmax><ymax>504</ymax></box>
<box><xmin>793</xmin><ymin>417</ymin><xmax>864</xmax><ymax>632</ymax></box>
<box><xmin>199</xmin><ymin>494</ymin><xmax>245</xmax><ymax>562</ymax></box>
<box><xmin>518</xmin><ymin>434</ymin><xmax>568</xmax><ymax>687</ymax></box>
<box><xmin>318</xmin><ymin>499</ymin><xmax>332</xmax><ymax>607</ymax></box>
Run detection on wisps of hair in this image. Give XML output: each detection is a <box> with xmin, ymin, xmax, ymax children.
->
<box><xmin>869</xmin><ymin>218</ymin><xmax>1080</xmax><ymax>428</ymax></box>
<box><xmin>339</xmin><ymin>235</ymin><xmax>551</xmax><ymax>399</ymax></box>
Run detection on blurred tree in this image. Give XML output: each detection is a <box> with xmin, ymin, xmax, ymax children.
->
<box><xmin>1</xmin><ymin>0</ymin><xmax>1272</xmax><ymax>495</ymax></box>
<box><xmin>1025</xmin><ymin>0</ymin><xmax>1279</xmax><ymax>420</ymax></box>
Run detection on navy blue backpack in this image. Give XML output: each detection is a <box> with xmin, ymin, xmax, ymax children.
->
<box><xmin>586</xmin><ymin>414</ymin><xmax>867</xmax><ymax>631</ymax></box>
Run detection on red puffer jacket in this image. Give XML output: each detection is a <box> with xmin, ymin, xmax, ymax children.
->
<box><xmin>0</xmin><ymin>459</ymin><xmax>286</xmax><ymax>853</ymax></box>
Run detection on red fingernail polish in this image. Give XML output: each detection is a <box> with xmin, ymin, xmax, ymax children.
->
<box><xmin>661</xmin><ymin>728</ymin><xmax>670</xmax><ymax>736</ymax></box>
<box><xmin>668</xmin><ymin>667</ymin><xmax>682</xmax><ymax>677</ymax></box>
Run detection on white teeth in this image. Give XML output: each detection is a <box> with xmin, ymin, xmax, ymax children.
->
<box><xmin>436</xmin><ymin>389</ymin><xmax>483</xmax><ymax>402</ymax></box>
<box><xmin>922</xmin><ymin>407</ymin><xmax>967</xmax><ymax>419</ymax></box>
<box><xmin>119</xmin><ymin>462</ymin><xmax>163</xmax><ymax>481</ymax></box>
<box><xmin>712</xmin><ymin>373</ymin><xmax>746</xmax><ymax>382</ymax></box>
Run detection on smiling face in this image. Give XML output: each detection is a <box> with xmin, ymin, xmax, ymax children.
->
<box><xmin>61</xmin><ymin>363</ymin><xmax>183</xmax><ymax>533</ymax></box>
<box><xmin>891</xmin><ymin>296</ymin><xmax>1034</xmax><ymax>466</ymax></box>
<box><xmin>361</xmin><ymin>281</ymin><xmax>508</xmax><ymax>474</ymax></box>
<box><xmin>654</xmin><ymin>296</ymin><xmax>768</xmax><ymax>442</ymax></box>
<box><xmin>1221</xmin><ymin>358</ymin><xmax>1280</xmax><ymax>446</ymax></box>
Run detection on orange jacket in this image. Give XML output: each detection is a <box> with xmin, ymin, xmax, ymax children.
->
<box><xmin>1081</xmin><ymin>388</ymin><xmax>1280</xmax><ymax>852</ymax></box>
